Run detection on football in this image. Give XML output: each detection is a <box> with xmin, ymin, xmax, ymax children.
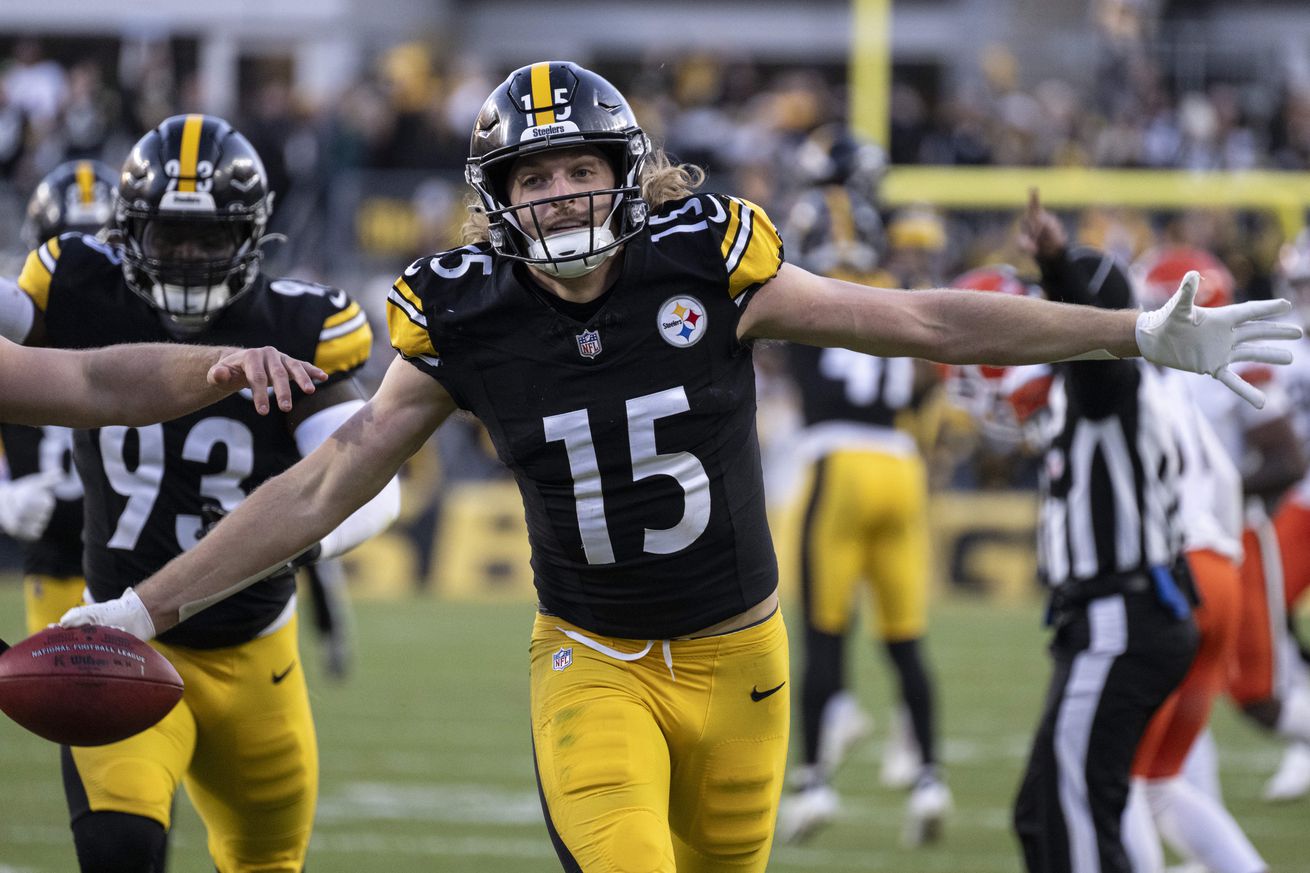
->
<box><xmin>0</xmin><ymin>625</ymin><xmax>183</xmax><ymax>746</ymax></box>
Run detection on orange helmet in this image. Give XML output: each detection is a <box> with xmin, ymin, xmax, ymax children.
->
<box><xmin>1132</xmin><ymin>245</ymin><xmax>1235</xmax><ymax>310</ymax></box>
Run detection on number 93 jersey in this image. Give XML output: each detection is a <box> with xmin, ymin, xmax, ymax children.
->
<box><xmin>389</xmin><ymin>194</ymin><xmax>784</xmax><ymax>639</ymax></box>
<box><xmin>16</xmin><ymin>233</ymin><xmax>372</xmax><ymax>648</ymax></box>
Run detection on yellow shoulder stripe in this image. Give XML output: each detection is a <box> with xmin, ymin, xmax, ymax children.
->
<box><xmin>721</xmin><ymin>197</ymin><xmax>783</xmax><ymax>300</ymax></box>
<box><xmin>314</xmin><ymin>305</ymin><xmax>372</xmax><ymax>375</ymax></box>
<box><xmin>16</xmin><ymin>239</ymin><xmax>62</xmax><ymax>313</ymax></box>
<box><xmin>386</xmin><ymin>277</ymin><xmax>438</xmax><ymax>362</ymax></box>
<box><xmin>323</xmin><ymin>301</ymin><xmax>362</xmax><ymax>329</ymax></box>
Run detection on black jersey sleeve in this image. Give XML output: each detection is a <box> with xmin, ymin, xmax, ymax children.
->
<box><xmin>1036</xmin><ymin>248</ymin><xmax>1137</xmax><ymax>419</ymax></box>
<box><xmin>385</xmin><ymin>244</ymin><xmax>497</xmax><ymax>409</ymax></box>
<box><xmin>268</xmin><ymin>278</ymin><xmax>374</xmax><ymax>384</ymax></box>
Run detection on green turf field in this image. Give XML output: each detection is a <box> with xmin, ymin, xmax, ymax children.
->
<box><xmin>0</xmin><ymin>581</ymin><xmax>1305</xmax><ymax>872</ymax></box>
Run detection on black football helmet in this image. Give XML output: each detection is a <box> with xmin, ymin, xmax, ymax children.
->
<box><xmin>465</xmin><ymin>61</ymin><xmax>650</xmax><ymax>277</ymax></box>
<box><xmin>115</xmin><ymin>114</ymin><xmax>273</xmax><ymax>335</ymax></box>
<box><xmin>795</xmin><ymin>124</ymin><xmax>887</xmax><ymax>199</ymax></box>
<box><xmin>22</xmin><ymin>159</ymin><xmax>117</xmax><ymax>249</ymax></box>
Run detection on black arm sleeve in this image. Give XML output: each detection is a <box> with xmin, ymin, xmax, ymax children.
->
<box><xmin>1037</xmin><ymin>248</ymin><xmax>1138</xmax><ymax>419</ymax></box>
<box><xmin>1036</xmin><ymin>249</ymin><xmax>1092</xmax><ymax>306</ymax></box>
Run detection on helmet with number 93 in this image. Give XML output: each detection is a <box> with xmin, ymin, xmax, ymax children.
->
<box><xmin>115</xmin><ymin>114</ymin><xmax>273</xmax><ymax>336</ymax></box>
<box><xmin>465</xmin><ymin>61</ymin><xmax>651</xmax><ymax>278</ymax></box>
<box><xmin>22</xmin><ymin>159</ymin><xmax>117</xmax><ymax>249</ymax></box>
<box><xmin>1132</xmin><ymin>244</ymin><xmax>1235</xmax><ymax>310</ymax></box>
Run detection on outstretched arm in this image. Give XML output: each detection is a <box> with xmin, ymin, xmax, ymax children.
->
<box><xmin>62</xmin><ymin>357</ymin><xmax>455</xmax><ymax>636</ymax></box>
<box><xmin>0</xmin><ymin>339</ymin><xmax>327</xmax><ymax>427</ymax></box>
<box><xmin>740</xmin><ymin>262</ymin><xmax>1139</xmax><ymax>362</ymax></box>
<box><xmin>739</xmin><ymin>263</ymin><xmax>1300</xmax><ymax>407</ymax></box>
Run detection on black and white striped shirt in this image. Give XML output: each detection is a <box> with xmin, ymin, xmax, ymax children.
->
<box><xmin>1037</xmin><ymin>361</ymin><xmax>1184</xmax><ymax>589</ymax></box>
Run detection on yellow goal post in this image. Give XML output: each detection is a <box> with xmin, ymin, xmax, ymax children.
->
<box><xmin>849</xmin><ymin>0</ymin><xmax>1310</xmax><ymax>239</ymax></box>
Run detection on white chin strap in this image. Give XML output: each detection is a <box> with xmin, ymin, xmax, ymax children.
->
<box><xmin>528</xmin><ymin>227</ymin><xmax>618</xmax><ymax>278</ymax></box>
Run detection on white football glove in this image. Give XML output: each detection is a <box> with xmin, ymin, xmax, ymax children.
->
<box><xmin>59</xmin><ymin>587</ymin><xmax>157</xmax><ymax>641</ymax></box>
<box><xmin>1136</xmin><ymin>270</ymin><xmax>1302</xmax><ymax>408</ymax></box>
<box><xmin>0</xmin><ymin>470</ymin><xmax>61</xmax><ymax>541</ymax></box>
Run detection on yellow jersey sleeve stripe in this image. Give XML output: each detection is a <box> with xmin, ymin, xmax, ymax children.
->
<box><xmin>320</xmin><ymin>309</ymin><xmax>368</xmax><ymax>342</ymax></box>
<box><xmin>719</xmin><ymin>197</ymin><xmax>742</xmax><ymax>264</ymax></box>
<box><xmin>322</xmin><ymin>301</ymin><xmax>362</xmax><ymax>330</ymax></box>
<box><xmin>531</xmin><ymin>63</ymin><xmax>556</xmax><ymax>126</ymax></box>
<box><xmin>17</xmin><ymin>242</ymin><xmax>58</xmax><ymax>312</ymax></box>
<box><xmin>177</xmin><ymin>114</ymin><xmax>204</xmax><ymax>193</ymax></box>
<box><xmin>723</xmin><ymin>197</ymin><xmax>783</xmax><ymax>301</ymax></box>
<box><xmin>390</xmin><ymin>278</ymin><xmax>427</xmax><ymax>327</ymax></box>
<box><xmin>314</xmin><ymin>316</ymin><xmax>372</xmax><ymax>375</ymax></box>
<box><xmin>40</xmin><ymin>236</ymin><xmax>60</xmax><ymax>272</ymax></box>
<box><xmin>387</xmin><ymin>279</ymin><xmax>437</xmax><ymax>363</ymax></box>
<box><xmin>75</xmin><ymin>161</ymin><xmax>96</xmax><ymax>204</ymax></box>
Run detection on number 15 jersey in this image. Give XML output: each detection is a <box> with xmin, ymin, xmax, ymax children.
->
<box><xmin>389</xmin><ymin>194</ymin><xmax>784</xmax><ymax>638</ymax></box>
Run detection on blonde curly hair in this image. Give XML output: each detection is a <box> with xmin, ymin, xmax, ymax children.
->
<box><xmin>459</xmin><ymin>145</ymin><xmax>706</xmax><ymax>245</ymax></box>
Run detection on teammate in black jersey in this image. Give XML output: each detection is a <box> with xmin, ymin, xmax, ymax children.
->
<box><xmin>9</xmin><ymin>115</ymin><xmax>398</xmax><ymax>873</ymax></box>
<box><xmin>773</xmin><ymin>130</ymin><xmax>952</xmax><ymax>847</ymax></box>
<box><xmin>67</xmin><ymin>63</ymin><xmax>1300</xmax><ymax>873</ymax></box>
<box><xmin>2</xmin><ymin>160</ymin><xmax>117</xmax><ymax>633</ymax></box>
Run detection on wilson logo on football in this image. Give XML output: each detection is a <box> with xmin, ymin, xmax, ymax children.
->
<box><xmin>657</xmin><ymin>296</ymin><xmax>707</xmax><ymax>348</ymax></box>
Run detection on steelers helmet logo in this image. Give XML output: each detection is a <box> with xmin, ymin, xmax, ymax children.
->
<box><xmin>657</xmin><ymin>296</ymin><xmax>708</xmax><ymax>347</ymax></box>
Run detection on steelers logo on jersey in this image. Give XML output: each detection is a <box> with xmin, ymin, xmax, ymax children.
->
<box><xmin>657</xmin><ymin>295</ymin><xmax>708</xmax><ymax>348</ymax></box>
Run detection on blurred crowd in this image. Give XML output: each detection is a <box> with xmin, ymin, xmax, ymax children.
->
<box><xmin>0</xmin><ymin>2</ymin><xmax>1308</xmax><ymax>504</ymax></box>
<box><xmin>1</xmin><ymin>6</ymin><xmax>1308</xmax><ymax>276</ymax></box>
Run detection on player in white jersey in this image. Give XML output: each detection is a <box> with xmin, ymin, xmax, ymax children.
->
<box><xmin>1136</xmin><ymin>246</ymin><xmax>1310</xmax><ymax>803</ymax></box>
<box><xmin>1260</xmin><ymin>233</ymin><xmax>1310</xmax><ymax>800</ymax></box>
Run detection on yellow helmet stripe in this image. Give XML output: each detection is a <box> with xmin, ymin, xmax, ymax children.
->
<box><xmin>530</xmin><ymin>63</ymin><xmax>556</xmax><ymax>127</ymax></box>
<box><xmin>75</xmin><ymin>161</ymin><xmax>96</xmax><ymax>204</ymax></box>
<box><xmin>177</xmin><ymin>114</ymin><xmax>205</xmax><ymax>193</ymax></box>
<box><xmin>824</xmin><ymin>187</ymin><xmax>856</xmax><ymax>245</ymax></box>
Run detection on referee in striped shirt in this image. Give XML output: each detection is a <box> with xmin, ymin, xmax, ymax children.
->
<box><xmin>1012</xmin><ymin>192</ymin><xmax>1199</xmax><ymax>873</ymax></box>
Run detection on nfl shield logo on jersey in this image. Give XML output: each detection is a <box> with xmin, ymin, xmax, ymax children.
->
<box><xmin>576</xmin><ymin>329</ymin><xmax>602</xmax><ymax>359</ymax></box>
<box><xmin>552</xmin><ymin>647</ymin><xmax>574</xmax><ymax>671</ymax></box>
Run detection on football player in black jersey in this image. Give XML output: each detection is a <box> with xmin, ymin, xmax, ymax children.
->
<box><xmin>66</xmin><ymin>63</ymin><xmax>1300</xmax><ymax>873</ymax></box>
<box><xmin>774</xmin><ymin>128</ymin><xmax>952</xmax><ymax>848</ymax></box>
<box><xmin>1</xmin><ymin>160</ymin><xmax>117</xmax><ymax>634</ymax></box>
<box><xmin>8</xmin><ymin>115</ymin><xmax>399</xmax><ymax>873</ymax></box>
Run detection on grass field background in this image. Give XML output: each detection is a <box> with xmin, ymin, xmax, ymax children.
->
<box><xmin>0</xmin><ymin>580</ymin><xmax>1305</xmax><ymax>872</ymax></box>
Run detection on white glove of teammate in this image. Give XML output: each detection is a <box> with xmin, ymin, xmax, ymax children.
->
<box><xmin>1136</xmin><ymin>270</ymin><xmax>1302</xmax><ymax>409</ymax></box>
<box><xmin>0</xmin><ymin>470</ymin><xmax>61</xmax><ymax>541</ymax></box>
<box><xmin>59</xmin><ymin>587</ymin><xmax>157</xmax><ymax>641</ymax></box>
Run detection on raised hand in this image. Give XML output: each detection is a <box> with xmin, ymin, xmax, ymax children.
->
<box><xmin>1135</xmin><ymin>270</ymin><xmax>1302</xmax><ymax>408</ymax></box>
<box><xmin>1017</xmin><ymin>187</ymin><xmax>1067</xmax><ymax>260</ymax></box>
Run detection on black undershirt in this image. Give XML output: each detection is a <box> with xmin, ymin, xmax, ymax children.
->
<box><xmin>515</xmin><ymin>262</ymin><xmax>618</xmax><ymax>323</ymax></box>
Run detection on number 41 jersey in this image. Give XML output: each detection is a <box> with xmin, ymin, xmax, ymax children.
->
<box><xmin>389</xmin><ymin>194</ymin><xmax>784</xmax><ymax>639</ymax></box>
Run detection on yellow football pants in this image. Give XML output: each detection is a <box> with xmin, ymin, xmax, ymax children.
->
<box><xmin>531</xmin><ymin>609</ymin><xmax>790</xmax><ymax>873</ymax></box>
<box><xmin>799</xmin><ymin>449</ymin><xmax>929</xmax><ymax>641</ymax></box>
<box><xmin>24</xmin><ymin>573</ymin><xmax>86</xmax><ymax>635</ymax></box>
<box><xmin>67</xmin><ymin>616</ymin><xmax>317</xmax><ymax>873</ymax></box>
